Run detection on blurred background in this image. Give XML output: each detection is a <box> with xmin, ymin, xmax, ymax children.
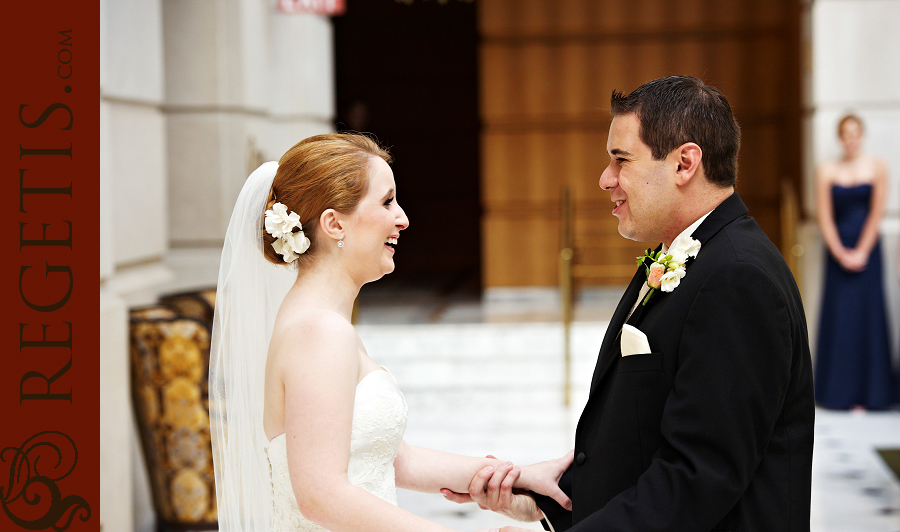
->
<box><xmin>101</xmin><ymin>0</ymin><xmax>900</xmax><ymax>531</ymax></box>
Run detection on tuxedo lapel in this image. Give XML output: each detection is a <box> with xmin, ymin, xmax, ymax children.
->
<box><xmin>588</xmin><ymin>253</ymin><xmax>654</xmax><ymax>396</ymax></box>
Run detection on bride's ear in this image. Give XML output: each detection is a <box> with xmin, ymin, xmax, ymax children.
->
<box><xmin>319</xmin><ymin>209</ymin><xmax>344</xmax><ymax>242</ymax></box>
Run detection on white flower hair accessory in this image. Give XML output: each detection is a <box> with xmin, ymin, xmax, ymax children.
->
<box><xmin>264</xmin><ymin>202</ymin><xmax>310</xmax><ymax>263</ymax></box>
<box><xmin>636</xmin><ymin>235</ymin><xmax>700</xmax><ymax>306</ymax></box>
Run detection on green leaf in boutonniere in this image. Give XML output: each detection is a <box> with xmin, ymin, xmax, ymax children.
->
<box><xmin>635</xmin><ymin>236</ymin><xmax>700</xmax><ymax>306</ymax></box>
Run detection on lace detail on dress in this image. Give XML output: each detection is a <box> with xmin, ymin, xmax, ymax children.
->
<box><xmin>265</xmin><ymin>369</ymin><xmax>408</xmax><ymax>532</ymax></box>
<box><xmin>348</xmin><ymin>385</ymin><xmax>407</xmax><ymax>503</ymax></box>
<box><xmin>266</xmin><ymin>438</ymin><xmax>323</xmax><ymax>531</ymax></box>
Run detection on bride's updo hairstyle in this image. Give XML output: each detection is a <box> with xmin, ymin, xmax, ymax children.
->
<box><xmin>262</xmin><ymin>133</ymin><xmax>392</xmax><ymax>267</ymax></box>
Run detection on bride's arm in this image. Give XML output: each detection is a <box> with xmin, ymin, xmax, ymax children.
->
<box><xmin>279</xmin><ymin>313</ymin><xmax>463</xmax><ymax>532</ymax></box>
<box><xmin>394</xmin><ymin>442</ymin><xmax>504</xmax><ymax>494</ymax></box>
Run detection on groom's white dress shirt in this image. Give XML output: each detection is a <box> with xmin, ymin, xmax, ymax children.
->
<box><xmin>628</xmin><ymin>210</ymin><xmax>712</xmax><ymax>319</ymax></box>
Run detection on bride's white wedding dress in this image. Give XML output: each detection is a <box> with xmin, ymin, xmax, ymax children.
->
<box><xmin>264</xmin><ymin>368</ymin><xmax>409</xmax><ymax>531</ymax></box>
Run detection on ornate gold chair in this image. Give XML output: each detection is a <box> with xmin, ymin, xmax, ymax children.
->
<box><xmin>158</xmin><ymin>289</ymin><xmax>216</xmax><ymax>327</ymax></box>
<box><xmin>130</xmin><ymin>303</ymin><xmax>217</xmax><ymax>532</ymax></box>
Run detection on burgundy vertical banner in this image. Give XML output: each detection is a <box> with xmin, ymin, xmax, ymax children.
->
<box><xmin>0</xmin><ymin>1</ymin><xmax>100</xmax><ymax>531</ymax></box>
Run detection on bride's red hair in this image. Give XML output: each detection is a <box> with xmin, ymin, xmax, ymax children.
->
<box><xmin>261</xmin><ymin>133</ymin><xmax>392</xmax><ymax>267</ymax></box>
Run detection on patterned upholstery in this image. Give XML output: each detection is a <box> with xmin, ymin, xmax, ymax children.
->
<box><xmin>130</xmin><ymin>298</ymin><xmax>218</xmax><ymax>532</ymax></box>
<box><xmin>158</xmin><ymin>289</ymin><xmax>216</xmax><ymax>326</ymax></box>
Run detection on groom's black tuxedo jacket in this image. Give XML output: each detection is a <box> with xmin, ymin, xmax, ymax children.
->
<box><xmin>537</xmin><ymin>193</ymin><xmax>814</xmax><ymax>532</ymax></box>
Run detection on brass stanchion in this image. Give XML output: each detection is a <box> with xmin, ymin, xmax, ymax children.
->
<box><xmin>560</xmin><ymin>247</ymin><xmax>573</xmax><ymax>406</ymax></box>
<box><xmin>780</xmin><ymin>179</ymin><xmax>803</xmax><ymax>293</ymax></box>
<box><xmin>560</xmin><ymin>186</ymin><xmax>574</xmax><ymax>406</ymax></box>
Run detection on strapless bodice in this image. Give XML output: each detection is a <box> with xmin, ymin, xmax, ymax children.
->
<box><xmin>264</xmin><ymin>369</ymin><xmax>408</xmax><ymax>531</ymax></box>
<box><xmin>831</xmin><ymin>183</ymin><xmax>873</xmax><ymax>247</ymax></box>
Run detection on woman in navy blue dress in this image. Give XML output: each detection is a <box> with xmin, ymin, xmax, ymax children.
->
<box><xmin>814</xmin><ymin>114</ymin><xmax>894</xmax><ymax>410</ymax></box>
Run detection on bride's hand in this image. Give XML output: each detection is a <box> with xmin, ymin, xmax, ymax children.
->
<box><xmin>515</xmin><ymin>450</ymin><xmax>574</xmax><ymax>511</ymax></box>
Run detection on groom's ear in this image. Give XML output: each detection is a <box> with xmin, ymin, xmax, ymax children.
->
<box><xmin>319</xmin><ymin>209</ymin><xmax>344</xmax><ymax>240</ymax></box>
<box><xmin>674</xmin><ymin>142</ymin><xmax>703</xmax><ymax>186</ymax></box>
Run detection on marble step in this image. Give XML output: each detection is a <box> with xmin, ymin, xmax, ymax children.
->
<box><xmin>355</xmin><ymin>322</ymin><xmax>612</xmax><ymax>462</ymax></box>
<box><xmin>357</xmin><ymin>322</ymin><xmax>606</xmax><ymax>386</ymax></box>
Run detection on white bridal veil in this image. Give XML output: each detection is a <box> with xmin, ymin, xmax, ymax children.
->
<box><xmin>209</xmin><ymin>162</ymin><xmax>296</xmax><ymax>531</ymax></box>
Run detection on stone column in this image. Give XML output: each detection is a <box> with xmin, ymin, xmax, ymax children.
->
<box><xmin>100</xmin><ymin>0</ymin><xmax>170</xmax><ymax>531</ymax></box>
<box><xmin>163</xmin><ymin>0</ymin><xmax>335</xmax><ymax>290</ymax></box>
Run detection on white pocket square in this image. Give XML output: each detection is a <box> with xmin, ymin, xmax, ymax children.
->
<box><xmin>621</xmin><ymin>324</ymin><xmax>652</xmax><ymax>357</ymax></box>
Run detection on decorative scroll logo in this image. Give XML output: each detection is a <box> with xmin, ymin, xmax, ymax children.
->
<box><xmin>1</xmin><ymin>431</ymin><xmax>91</xmax><ymax>530</ymax></box>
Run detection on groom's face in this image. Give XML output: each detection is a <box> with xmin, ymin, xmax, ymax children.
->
<box><xmin>599</xmin><ymin>113</ymin><xmax>678</xmax><ymax>243</ymax></box>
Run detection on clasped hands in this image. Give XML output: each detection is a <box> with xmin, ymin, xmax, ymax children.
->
<box><xmin>442</xmin><ymin>450</ymin><xmax>573</xmax><ymax>523</ymax></box>
<box><xmin>836</xmin><ymin>246</ymin><xmax>869</xmax><ymax>272</ymax></box>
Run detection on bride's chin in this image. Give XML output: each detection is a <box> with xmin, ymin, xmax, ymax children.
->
<box><xmin>369</xmin><ymin>266</ymin><xmax>393</xmax><ymax>282</ymax></box>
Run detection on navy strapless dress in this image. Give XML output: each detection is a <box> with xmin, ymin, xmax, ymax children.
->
<box><xmin>814</xmin><ymin>184</ymin><xmax>895</xmax><ymax>409</ymax></box>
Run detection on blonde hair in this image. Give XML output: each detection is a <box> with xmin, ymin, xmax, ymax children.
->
<box><xmin>261</xmin><ymin>133</ymin><xmax>392</xmax><ymax>267</ymax></box>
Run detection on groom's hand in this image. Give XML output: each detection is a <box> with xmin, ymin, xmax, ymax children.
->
<box><xmin>516</xmin><ymin>450</ymin><xmax>573</xmax><ymax>511</ymax></box>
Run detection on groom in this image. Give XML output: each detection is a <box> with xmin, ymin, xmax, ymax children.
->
<box><xmin>456</xmin><ymin>76</ymin><xmax>815</xmax><ymax>531</ymax></box>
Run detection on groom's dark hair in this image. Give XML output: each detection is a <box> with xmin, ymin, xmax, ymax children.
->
<box><xmin>610</xmin><ymin>75</ymin><xmax>740</xmax><ymax>188</ymax></box>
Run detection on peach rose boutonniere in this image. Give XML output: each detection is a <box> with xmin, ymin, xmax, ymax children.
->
<box><xmin>636</xmin><ymin>235</ymin><xmax>701</xmax><ymax>306</ymax></box>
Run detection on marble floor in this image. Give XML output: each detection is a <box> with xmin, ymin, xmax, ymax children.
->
<box><xmin>349</xmin><ymin>284</ymin><xmax>900</xmax><ymax>532</ymax></box>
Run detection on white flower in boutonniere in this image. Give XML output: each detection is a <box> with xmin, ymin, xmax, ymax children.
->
<box><xmin>636</xmin><ymin>235</ymin><xmax>701</xmax><ymax>306</ymax></box>
<box><xmin>265</xmin><ymin>202</ymin><xmax>311</xmax><ymax>263</ymax></box>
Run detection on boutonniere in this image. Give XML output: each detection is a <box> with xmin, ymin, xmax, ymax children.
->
<box><xmin>635</xmin><ymin>235</ymin><xmax>701</xmax><ymax>306</ymax></box>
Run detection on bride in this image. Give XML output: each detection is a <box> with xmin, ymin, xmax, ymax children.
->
<box><xmin>209</xmin><ymin>133</ymin><xmax>572</xmax><ymax>532</ymax></box>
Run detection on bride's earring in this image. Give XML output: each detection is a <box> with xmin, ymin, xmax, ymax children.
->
<box><xmin>337</xmin><ymin>235</ymin><xmax>344</xmax><ymax>248</ymax></box>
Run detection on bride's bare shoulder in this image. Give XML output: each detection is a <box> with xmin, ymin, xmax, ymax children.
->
<box><xmin>268</xmin><ymin>305</ymin><xmax>357</xmax><ymax>363</ymax></box>
<box><xmin>280</xmin><ymin>301</ymin><xmax>349</xmax><ymax>325</ymax></box>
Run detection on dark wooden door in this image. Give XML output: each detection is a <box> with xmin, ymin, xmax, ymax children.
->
<box><xmin>479</xmin><ymin>0</ymin><xmax>802</xmax><ymax>287</ymax></box>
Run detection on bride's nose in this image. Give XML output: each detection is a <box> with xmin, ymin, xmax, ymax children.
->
<box><xmin>396</xmin><ymin>205</ymin><xmax>409</xmax><ymax>230</ymax></box>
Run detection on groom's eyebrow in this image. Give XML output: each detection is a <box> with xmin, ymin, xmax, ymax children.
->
<box><xmin>610</xmin><ymin>148</ymin><xmax>633</xmax><ymax>157</ymax></box>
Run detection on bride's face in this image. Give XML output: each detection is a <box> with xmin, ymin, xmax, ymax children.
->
<box><xmin>341</xmin><ymin>157</ymin><xmax>409</xmax><ymax>282</ymax></box>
